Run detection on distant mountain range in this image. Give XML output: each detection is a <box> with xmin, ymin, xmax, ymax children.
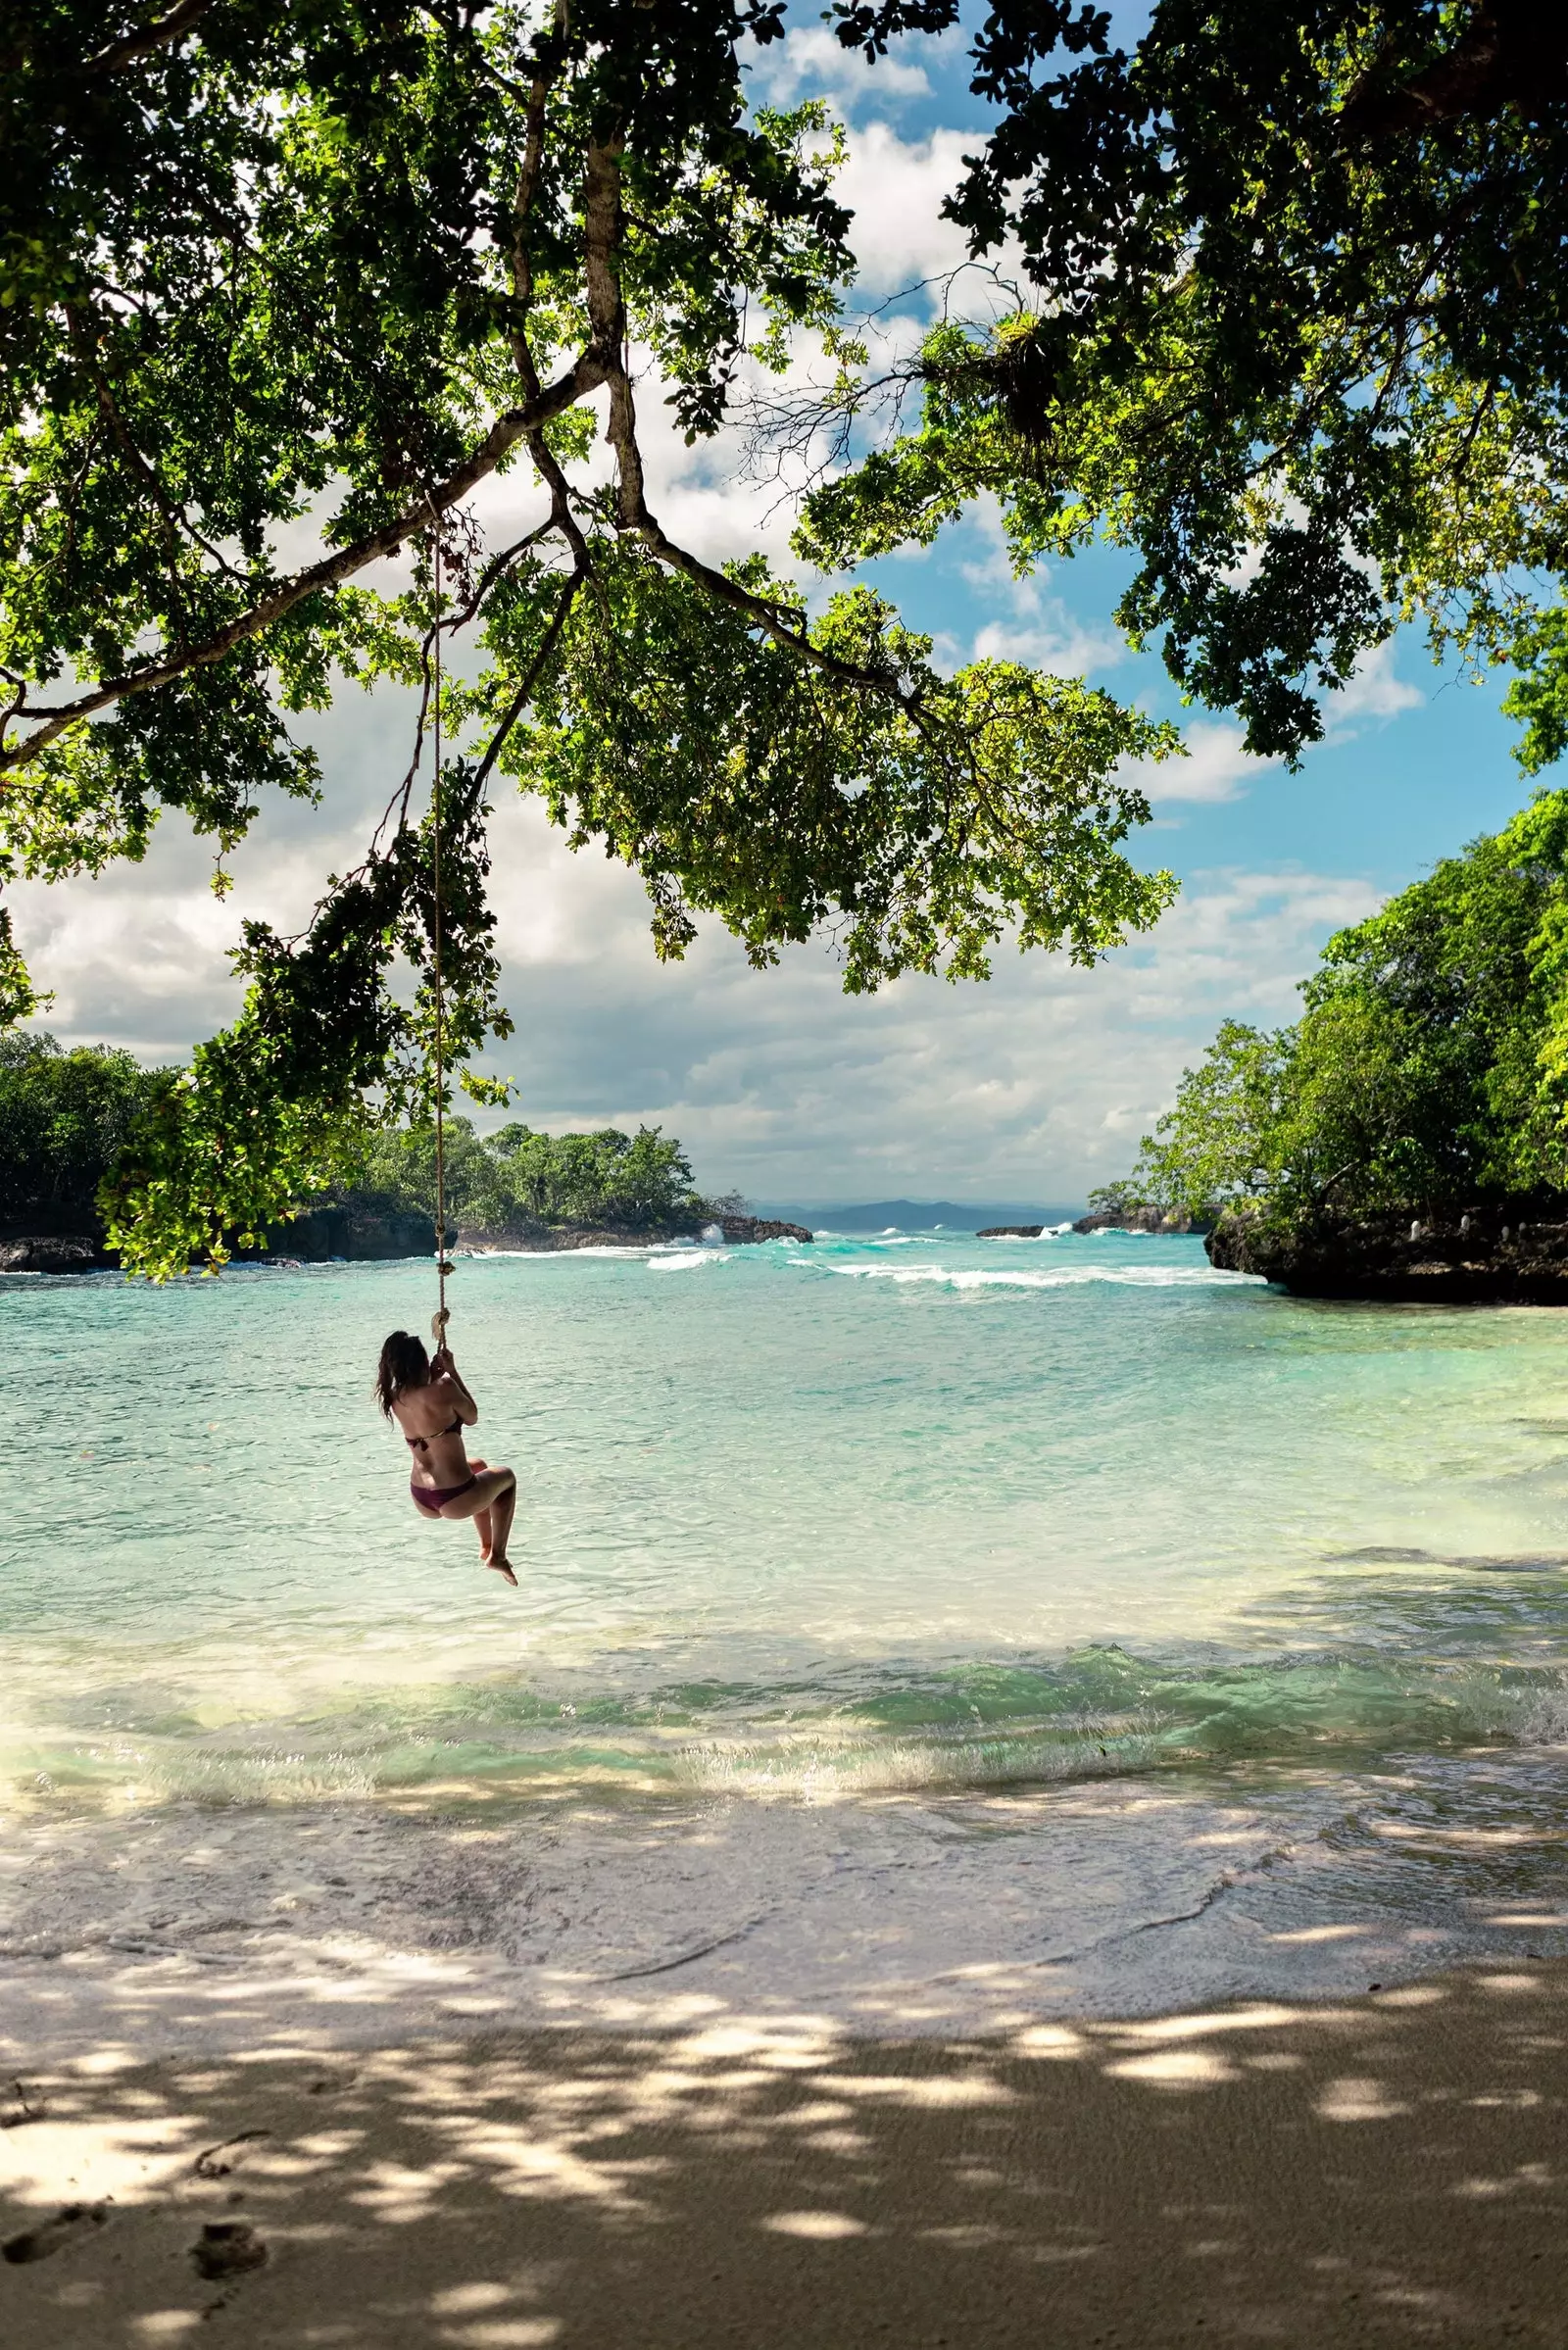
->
<box><xmin>753</xmin><ymin>1199</ymin><xmax>1081</xmax><ymax>1233</ymax></box>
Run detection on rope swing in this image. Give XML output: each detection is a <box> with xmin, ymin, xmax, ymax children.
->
<box><xmin>429</xmin><ymin>512</ymin><xmax>453</xmax><ymax>1357</ymax></box>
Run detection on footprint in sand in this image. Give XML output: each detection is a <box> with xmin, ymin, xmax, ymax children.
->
<box><xmin>0</xmin><ymin>2079</ymin><xmax>45</xmax><ymax>2130</ymax></box>
<box><xmin>3</xmin><ymin>2204</ymin><xmax>109</xmax><ymax>2265</ymax></box>
<box><xmin>191</xmin><ymin>2221</ymin><xmax>269</xmax><ymax>2280</ymax></box>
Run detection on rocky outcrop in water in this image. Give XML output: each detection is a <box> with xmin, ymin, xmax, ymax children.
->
<box><xmin>977</xmin><ymin>1224</ymin><xmax>1045</xmax><ymax>1239</ymax></box>
<box><xmin>1207</xmin><ymin>1199</ymin><xmax>1568</xmax><ymax>1302</ymax></box>
<box><xmin>0</xmin><ymin>1232</ymin><xmax>106</xmax><ymax>1273</ymax></box>
<box><xmin>276</xmin><ymin>1204</ymin><xmax>437</xmax><ymax>1261</ymax></box>
<box><xmin>1074</xmin><ymin>1203</ymin><xmax>1214</xmax><ymax>1235</ymax></box>
<box><xmin>714</xmin><ymin>1215</ymin><xmax>813</xmax><ymax>1244</ymax></box>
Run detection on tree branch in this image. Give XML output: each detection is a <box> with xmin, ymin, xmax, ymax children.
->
<box><xmin>576</xmin><ymin>138</ymin><xmax>925</xmax><ymax>716</ymax></box>
<box><xmin>0</xmin><ymin>354</ymin><xmax>606</xmax><ymax>771</ymax></box>
<box><xmin>506</xmin><ymin>15</ymin><xmax>562</xmax><ymax>395</ymax></box>
<box><xmin>87</xmin><ymin>0</ymin><xmax>218</xmax><ymax>75</ymax></box>
<box><xmin>472</xmin><ymin>563</ymin><xmax>585</xmax><ymax>790</ymax></box>
<box><xmin>1341</xmin><ymin>3</ymin><xmax>1568</xmax><ymax>138</ymax></box>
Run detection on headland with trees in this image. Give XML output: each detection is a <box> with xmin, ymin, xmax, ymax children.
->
<box><xmin>1096</xmin><ymin>787</ymin><xmax>1568</xmax><ymax>1301</ymax></box>
<box><xmin>0</xmin><ymin>1037</ymin><xmax>805</xmax><ymax>1271</ymax></box>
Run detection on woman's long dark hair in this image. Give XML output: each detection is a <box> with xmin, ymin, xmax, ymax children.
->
<box><xmin>376</xmin><ymin>1330</ymin><xmax>430</xmax><ymax>1419</ymax></box>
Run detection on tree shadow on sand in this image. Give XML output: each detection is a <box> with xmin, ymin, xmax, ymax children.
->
<box><xmin>4</xmin><ymin>1967</ymin><xmax>1568</xmax><ymax>2347</ymax></box>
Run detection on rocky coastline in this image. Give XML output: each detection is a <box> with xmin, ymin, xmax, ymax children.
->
<box><xmin>0</xmin><ymin>1228</ymin><xmax>109</xmax><ymax>1273</ymax></box>
<box><xmin>457</xmin><ymin>1212</ymin><xmax>812</xmax><ymax>1252</ymax></box>
<box><xmin>0</xmin><ymin>1207</ymin><xmax>811</xmax><ymax>1273</ymax></box>
<box><xmin>1207</xmin><ymin>1199</ymin><xmax>1568</xmax><ymax>1302</ymax></box>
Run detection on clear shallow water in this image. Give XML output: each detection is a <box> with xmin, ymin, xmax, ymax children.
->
<box><xmin>6</xmin><ymin>1224</ymin><xmax>1568</xmax><ymax>1813</ymax></box>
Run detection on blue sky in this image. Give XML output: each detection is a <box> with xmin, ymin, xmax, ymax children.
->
<box><xmin>10</xmin><ymin>6</ymin><xmax>1545</xmax><ymax>1206</ymax></box>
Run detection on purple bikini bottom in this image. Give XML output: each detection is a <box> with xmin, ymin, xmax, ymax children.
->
<box><xmin>411</xmin><ymin>1475</ymin><xmax>478</xmax><ymax>1518</ymax></box>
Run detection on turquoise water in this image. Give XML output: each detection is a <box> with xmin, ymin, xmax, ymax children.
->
<box><xmin>7</xmin><ymin>1225</ymin><xmax>1568</xmax><ymax>1814</ymax></box>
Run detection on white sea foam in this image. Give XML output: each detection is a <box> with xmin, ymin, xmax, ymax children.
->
<box><xmin>466</xmin><ymin>1244</ymin><xmax>654</xmax><ymax>1260</ymax></box>
<box><xmin>830</xmin><ymin>1262</ymin><xmax>1260</xmax><ymax>1290</ymax></box>
<box><xmin>675</xmin><ymin>1713</ymin><xmax>1171</xmax><ymax>1797</ymax></box>
<box><xmin>648</xmin><ymin>1249</ymin><xmax>727</xmax><ymax>1272</ymax></box>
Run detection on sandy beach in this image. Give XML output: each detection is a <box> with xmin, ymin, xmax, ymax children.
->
<box><xmin>5</xmin><ymin>1961</ymin><xmax>1568</xmax><ymax>2348</ymax></box>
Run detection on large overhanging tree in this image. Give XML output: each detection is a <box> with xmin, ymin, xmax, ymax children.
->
<box><xmin>0</xmin><ymin>0</ymin><xmax>1182</xmax><ymax>1276</ymax></box>
<box><xmin>797</xmin><ymin>0</ymin><xmax>1568</xmax><ymax>764</ymax></box>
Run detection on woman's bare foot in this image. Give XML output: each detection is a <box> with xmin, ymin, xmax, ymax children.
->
<box><xmin>481</xmin><ymin>1553</ymin><xmax>518</xmax><ymax>1586</ymax></box>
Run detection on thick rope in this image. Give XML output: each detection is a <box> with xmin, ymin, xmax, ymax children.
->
<box><xmin>430</xmin><ymin>516</ymin><xmax>451</xmax><ymax>1349</ymax></box>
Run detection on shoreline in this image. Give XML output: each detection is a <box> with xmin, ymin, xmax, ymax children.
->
<box><xmin>5</xmin><ymin>1960</ymin><xmax>1568</xmax><ymax>2345</ymax></box>
<box><xmin>6</xmin><ymin>1755</ymin><xmax>1568</xmax><ymax>2062</ymax></box>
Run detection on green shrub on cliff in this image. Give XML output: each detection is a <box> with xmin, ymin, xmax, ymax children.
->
<box><xmin>1122</xmin><ymin>791</ymin><xmax>1568</xmax><ymax>1226</ymax></box>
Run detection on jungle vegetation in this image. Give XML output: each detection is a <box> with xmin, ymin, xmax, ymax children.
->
<box><xmin>0</xmin><ymin>1032</ymin><xmax>169</xmax><ymax>1230</ymax></box>
<box><xmin>1114</xmin><ymin>790</ymin><xmax>1568</xmax><ymax>1232</ymax></box>
<box><xmin>356</xmin><ymin>1117</ymin><xmax>712</xmax><ymax>1236</ymax></box>
<box><xmin>0</xmin><ymin>1029</ymin><xmax>714</xmax><ymax>1241</ymax></box>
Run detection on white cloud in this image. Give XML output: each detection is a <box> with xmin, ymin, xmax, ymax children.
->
<box><xmin>1127</xmin><ymin>720</ymin><xmax>1282</xmax><ymax>806</ymax></box>
<box><xmin>957</xmin><ymin>502</ymin><xmax>1126</xmax><ymax>676</ymax></box>
<box><xmin>466</xmin><ymin>817</ymin><xmax>1383</xmax><ymax>1199</ymax></box>
<box><xmin>1326</xmin><ymin>640</ymin><xmax>1423</xmax><ymax>728</ymax></box>
<box><xmin>971</xmin><ymin>611</ymin><xmax>1126</xmax><ymax>678</ymax></box>
<box><xmin>750</xmin><ymin>25</ymin><xmax>933</xmax><ymax>108</ymax></box>
<box><xmin>834</xmin><ymin>123</ymin><xmax>975</xmax><ymax>294</ymax></box>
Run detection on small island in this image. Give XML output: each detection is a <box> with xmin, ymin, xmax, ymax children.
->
<box><xmin>0</xmin><ymin>1040</ymin><xmax>808</xmax><ymax>1270</ymax></box>
<box><xmin>1093</xmin><ymin>789</ymin><xmax>1568</xmax><ymax>1303</ymax></box>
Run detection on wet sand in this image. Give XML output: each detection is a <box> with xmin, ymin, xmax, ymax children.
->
<box><xmin>5</xmin><ymin>1963</ymin><xmax>1568</xmax><ymax>2347</ymax></box>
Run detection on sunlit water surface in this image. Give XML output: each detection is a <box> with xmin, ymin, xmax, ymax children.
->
<box><xmin>7</xmin><ymin>1226</ymin><xmax>1568</xmax><ymax>2036</ymax></box>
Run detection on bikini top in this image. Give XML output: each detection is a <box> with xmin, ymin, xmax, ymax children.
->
<box><xmin>405</xmin><ymin>1413</ymin><xmax>464</xmax><ymax>1454</ymax></box>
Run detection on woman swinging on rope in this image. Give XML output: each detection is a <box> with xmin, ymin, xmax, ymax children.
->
<box><xmin>372</xmin><ymin>510</ymin><xmax>517</xmax><ymax>1585</ymax></box>
<box><xmin>377</xmin><ymin>1317</ymin><xmax>518</xmax><ymax>1584</ymax></box>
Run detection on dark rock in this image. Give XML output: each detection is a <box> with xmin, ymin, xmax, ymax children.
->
<box><xmin>715</xmin><ymin>1214</ymin><xmax>812</xmax><ymax>1245</ymax></box>
<box><xmin>0</xmin><ymin>1234</ymin><xmax>105</xmax><ymax>1273</ymax></box>
<box><xmin>1074</xmin><ymin>1204</ymin><xmax>1213</xmax><ymax>1236</ymax></box>
<box><xmin>1207</xmin><ymin>1199</ymin><xmax>1568</xmax><ymax>1302</ymax></box>
<box><xmin>265</xmin><ymin>1204</ymin><xmax>436</xmax><ymax>1261</ymax></box>
<box><xmin>458</xmin><ymin>1222</ymin><xmax>606</xmax><ymax>1252</ymax></box>
<box><xmin>978</xmin><ymin>1225</ymin><xmax>1045</xmax><ymax>1239</ymax></box>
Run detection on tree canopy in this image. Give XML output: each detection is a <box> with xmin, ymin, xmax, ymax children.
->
<box><xmin>15</xmin><ymin>2</ymin><xmax>1568</xmax><ymax>1277</ymax></box>
<box><xmin>799</xmin><ymin>1</ymin><xmax>1568</xmax><ymax>764</ymax></box>
<box><xmin>1121</xmin><ymin>789</ymin><xmax>1568</xmax><ymax>1231</ymax></box>
<box><xmin>1</xmin><ymin>0</ymin><xmax>1179</xmax><ymax>1278</ymax></box>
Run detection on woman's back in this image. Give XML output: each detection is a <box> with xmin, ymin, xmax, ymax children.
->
<box><xmin>393</xmin><ymin>1374</ymin><xmax>469</xmax><ymax>1484</ymax></box>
